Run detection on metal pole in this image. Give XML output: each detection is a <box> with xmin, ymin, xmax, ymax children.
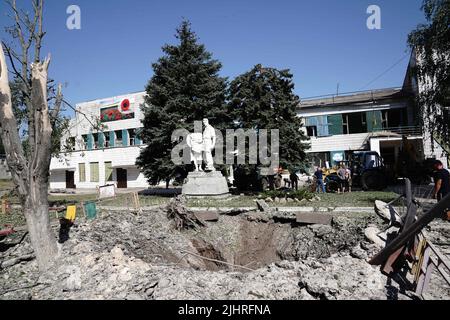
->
<box><xmin>369</xmin><ymin>192</ymin><xmax>450</xmax><ymax>266</ymax></box>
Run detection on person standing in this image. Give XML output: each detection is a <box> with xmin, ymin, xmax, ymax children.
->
<box><xmin>314</xmin><ymin>167</ymin><xmax>326</xmax><ymax>193</ymax></box>
<box><xmin>432</xmin><ymin>160</ymin><xmax>449</xmax><ymax>201</ymax></box>
<box><xmin>345</xmin><ymin>167</ymin><xmax>352</xmax><ymax>193</ymax></box>
<box><xmin>290</xmin><ymin>172</ymin><xmax>299</xmax><ymax>190</ymax></box>
<box><xmin>337</xmin><ymin>164</ymin><xmax>347</xmax><ymax>193</ymax></box>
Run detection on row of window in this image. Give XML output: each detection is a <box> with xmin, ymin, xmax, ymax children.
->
<box><xmin>78</xmin><ymin>162</ymin><xmax>113</xmax><ymax>183</ymax></box>
<box><xmin>65</xmin><ymin>128</ymin><xmax>143</xmax><ymax>151</ymax></box>
<box><xmin>305</xmin><ymin>109</ymin><xmax>408</xmax><ymax>137</ymax></box>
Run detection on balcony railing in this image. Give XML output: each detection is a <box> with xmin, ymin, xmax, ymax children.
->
<box><xmin>373</xmin><ymin>126</ymin><xmax>422</xmax><ymax>137</ymax></box>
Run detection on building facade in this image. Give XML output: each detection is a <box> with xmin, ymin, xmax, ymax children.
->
<box><xmin>49</xmin><ymin>92</ymin><xmax>150</xmax><ymax>190</ymax></box>
<box><xmin>297</xmin><ymin>53</ymin><xmax>448</xmax><ymax>171</ymax></box>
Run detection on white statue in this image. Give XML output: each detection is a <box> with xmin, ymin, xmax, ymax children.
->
<box><xmin>186</xmin><ymin>132</ymin><xmax>204</xmax><ymax>172</ymax></box>
<box><xmin>186</xmin><ymin>119</ymin><xmax>216</xmax><ymax>172</ymax></box>
<box><xmin>202</xmin><ymin>118</ymin><xmax>216</xmax><ymax>172</ymax></box>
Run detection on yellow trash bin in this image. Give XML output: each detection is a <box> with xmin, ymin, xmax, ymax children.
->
<box><xmin>65</xmin><ymin>205</ymin><xmax>77</xmax><ymax>222</ymax></box>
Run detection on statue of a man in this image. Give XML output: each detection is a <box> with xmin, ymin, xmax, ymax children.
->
<box><xmin>186</xmin><ymin>132</ymin><xmax>204</xmax><ymax>172</ymax></box>
<box><xmin>202</xmin><ymin>118</ymin><xmax>216</xmax><ymax>172</ymax></box>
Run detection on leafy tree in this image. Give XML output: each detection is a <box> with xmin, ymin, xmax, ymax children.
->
<box><xmin>7</xmin><ymin>77</ymin><xmax>70</xmax><ymax>157</ymax></box>
<box><xmin>408</xmin><ymin>0</ymin><xmax>450</xmax><ymax>149</ymax></box>
<box><xmin>228</xmin><ymin>64</ymin><xmax>310</xmax><ymax>190</ymax></box>
<box><xmin>137</xmin><ymin>21</ymin><xmax>229</xmax><ymax>186</ymax></box>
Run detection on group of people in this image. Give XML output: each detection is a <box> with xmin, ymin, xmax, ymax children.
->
<box><xmin>313</xmin><ymin>164</ymin><xmax>352</xmax><ymax>194</ymax></box>
<box><xmin>281</xmin><ymin>160</ymin><xmax>449</xmax><ymax>211</ymax></box>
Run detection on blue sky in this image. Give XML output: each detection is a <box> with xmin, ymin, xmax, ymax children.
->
<box><xmin>0</xmin><ymin>0</ymin><xmax>425</xmax><ymax>117</ymax></box>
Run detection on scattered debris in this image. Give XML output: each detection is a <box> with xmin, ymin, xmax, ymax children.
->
<box><xmin>166</xmin><ymin>196</ymin><xmax>205</xmax><ymax>230</ymax></box>
<box><xmin>1</xmin><ymin>188</ymin><xmax>449</xmax><ymax>300</ymax></box>
<box><xmin>364</xmin><ymin>225</ymin><xmax>385</xmax><ymax>248</ymax></box>
<box><xmin>256</xmin><ymin>200</ymin><xmax>271</xmax><ymax>212</ymax></box>
<box><xmin>374</xmin><ymin>200</ymin><xmax>402</xmax><ymax>226</ymax></box>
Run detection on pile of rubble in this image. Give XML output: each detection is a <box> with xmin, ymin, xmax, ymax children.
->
<box><xmin>0</xmin><ymin>200</ymin><xmax>448</xmax><ymax>300</ymax></box>
<box><xmin>262</xmin><ymin>195</ymin><xmax>321</xmax><ymax>204</ymax></box>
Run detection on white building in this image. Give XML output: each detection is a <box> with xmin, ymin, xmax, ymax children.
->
<box><xmin>50</xmin><ymin>53</ymin><xmax>448</xmax><ymax>190</ymax></box>
<box><xmin>50</xmin><ymin>92</ymin><xmax>150</xmax><ymax>190</ymax></box>
<box><xmin>297</xmin><ymin>53</ymin><xmax>448</xmax><ymax>170</ymax></box>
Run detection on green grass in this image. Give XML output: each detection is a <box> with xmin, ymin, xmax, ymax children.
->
<box><xmin>0</xmin><ymin>208</ymin><xmax>26</xmax><ymax>228</ymax></box>
<box><xmin>187</xmin><ymin>191</ymin><xmax>398</xmax><ymax>208</ymax></box>
<box><xmin>303</xmin><ymin>191</ymin><xmax>398</xmax><ymax>207</ymax></box>
<box><xmin>48</xmin><ymin>194</ymin><xmax>98</xmax><ymax>206</ymax></box>
<box><xmin>48</xmin><ymin>194</ymin><xmax>170</xmax><ymax>207</ymax></box>
<box><xmin>1</xmin><ymin>188</ymin><xmax>397</xmax><ymax>229</ymax></box>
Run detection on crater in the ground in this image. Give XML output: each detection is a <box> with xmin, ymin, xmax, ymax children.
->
<box><xmin>184</xmin><ymin>214</ymin><xmax>372</xmax><ymax>272</ymax></box>
<box><xmin>84</xmin><ymin>209</ymin><xmax>378</xmax><ymax>273</ymax></box>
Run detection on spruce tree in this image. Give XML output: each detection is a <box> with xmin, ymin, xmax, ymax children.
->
<box><xmin>228</xmin><ymin>65</ymin><xmax>310</xmax><ymax>189</ymax></box>
<box><xmin>137</xmin><ymin>21</ymin><xmax>229</xmax><ymax>186</ymax></box>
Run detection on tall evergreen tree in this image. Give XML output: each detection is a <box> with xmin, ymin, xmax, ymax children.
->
<box><xmin>137</xmin><ymin>21</ymin><xmax>229</xmax><ymax>186</ymax></box>
<box><xmin>228</xmin><ymin>65</ymin><xmax>310</xmax><ymax>189</ymax></box>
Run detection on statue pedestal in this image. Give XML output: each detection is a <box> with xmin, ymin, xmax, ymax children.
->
<box><xmin>182</xmin><ymin>171</ymin><xmax>230</xmax><ymax>198</ymax></box>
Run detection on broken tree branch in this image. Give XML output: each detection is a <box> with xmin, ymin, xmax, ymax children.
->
<box><xmin>1</xmin><ymin>41</ymin><xmax>29</xmax><ymax>90</ymax></box>
<box><xmin>50</xmin><ymin>83</ymin><xmax>63</xmax><ymax>119</ymax></box>
<box><xmin>0</xmin><ymin>281</ymin><xmax>47</xmax><ymax>296</ymax></box>
<box><xmin>0</xmin><ymin>254</ymin><xmax>35</xmax><ymax>269</ymax></box>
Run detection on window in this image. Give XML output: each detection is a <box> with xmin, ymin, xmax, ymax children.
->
<box><xmin>361</xmin><ymin>113</ymin><xmax>367</xmax><ymax>126</ymax></box>
<box><xmin>90</xmin><ymin>162</ymin><xmax>99</xmax><ymax>182</ymax></box>
<box><xmin>93</xmin><ymin>133</ymin><xmax>99</xmax><ymax>149</ymax></box>
<box><xmin>105</xmin><ymin>132</ymin><xmax>111</xmax><ymax>148</ymax></box>
<box><xmin>128</xmin><ymin>129</ymin><xmax>136</xmax><ymax>146</ymax></box>
<box><xmin>79</xmin><ymin>163</ymin><xmax>86</xmax><ymax>182</ymax></box>
<box><xmin>105</xmin><ymin>162</ymin><xmax>113</xmax><ymax>182</ymax></box>
<box><xmin>381</xmin><ymin>110</ymin><xmax>389</xmax><ymax>128</ymax></box>
<box><xmin>82</xmin><ymin>135</ymin><xmax>88</xmax><ymax>150</ymax></box>
<box><xmin>306</xmin><ymin>126</ymin><xmax>318</xmax><ymax>137</ymax></box>
<box><xmin>342</xmin><ymin>114</ymin><xmax>349</xmax><ymax>135</ymax></box>
<box><xmin>115</xmin><ymin>130</ymin><xmax>123</xmax><ymax>147</ymax></box>
<box><xmin>342</xmin><ymin>112</ymin><xmax>368</xmax><ymax>134</ymax></box>
<box><xmin>387</xmin><ymin>108</ymin><xmax>407</xmax><ymax>128</ymax></box>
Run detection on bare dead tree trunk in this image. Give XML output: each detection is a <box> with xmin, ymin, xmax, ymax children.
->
<box><xmin>0</xmin><ymin>43</ymin><xmax>58</xmax><ymax>271</ymax></box>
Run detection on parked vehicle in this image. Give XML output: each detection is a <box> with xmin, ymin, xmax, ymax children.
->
<box><xmin>325</xmin><ymin>151</ymin><xmax>387</xmax><ymax>192</ymax></box>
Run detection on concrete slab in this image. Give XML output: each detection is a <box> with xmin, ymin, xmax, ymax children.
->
<box><xmin>193</xmin><ymin>211</ymin><xmax>220</xmax><ymax>222</ymax></box>
<box><xmin>296</xmin><ymin>212</ymin><xmax>333</xmax><ymax>225</ymax></box>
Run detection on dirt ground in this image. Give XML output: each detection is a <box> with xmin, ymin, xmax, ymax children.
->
<box><xmin>0</xmin><ymin>201</ymin><xmax>449</xmax><ymax>300</ymax></box>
